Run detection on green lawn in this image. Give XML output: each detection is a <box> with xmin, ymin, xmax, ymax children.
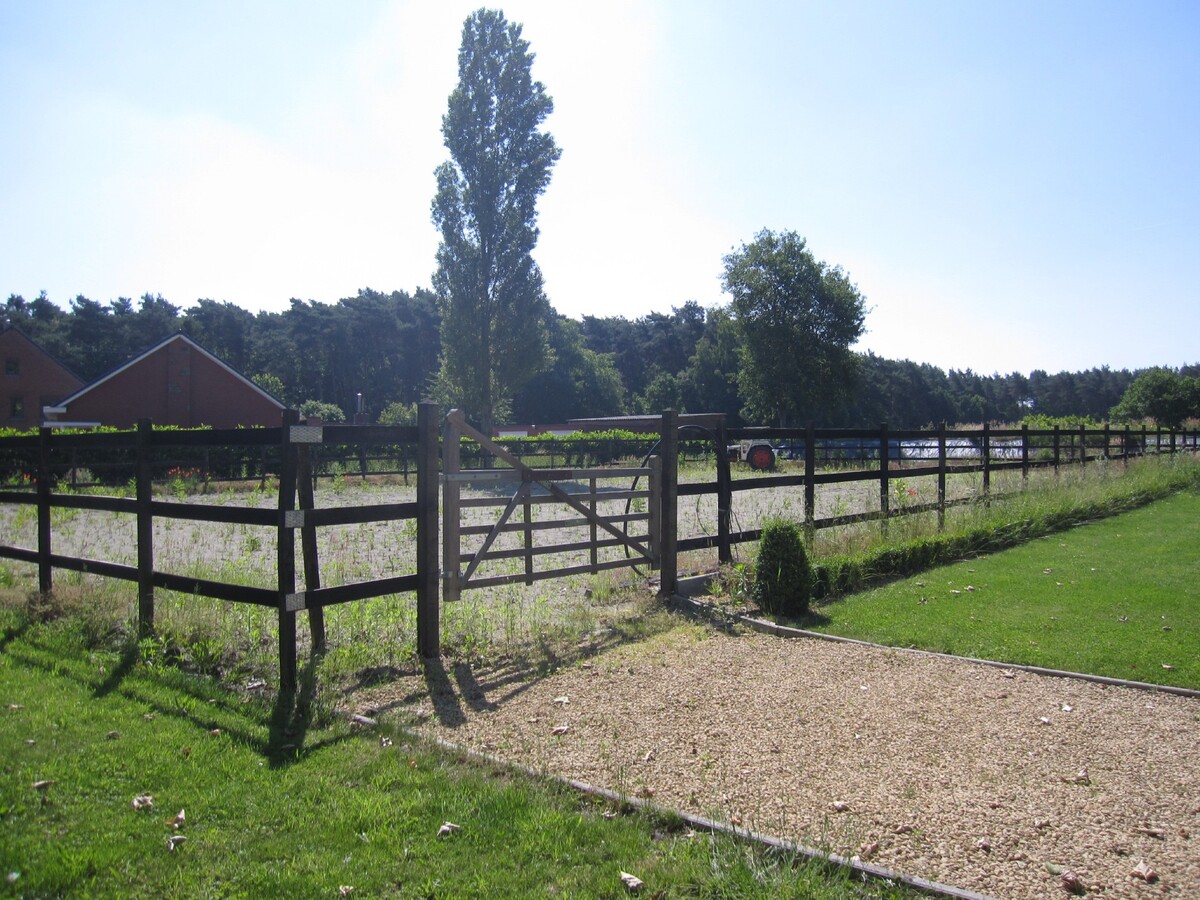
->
<box><xmin>797</xmin><ymin>490</ymin><xmax>1200</xmax><ymax>689</ymax></box>
<box><xmin>0</xmin><ymin>615</ymin><xmax>913</xmax><ymax>899</ymax></box>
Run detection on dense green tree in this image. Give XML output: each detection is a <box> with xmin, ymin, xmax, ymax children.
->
<box><xmin>580</xmin><ymin>302</ymin><xmax>708</xmax><ymax>400</ymax></box>
<box><xmin>1110</xmin><ymin>368</ymin><xmax>1200</xmax><ymax>428</ymax></box>
<box><xmin>722</xmin><ymin>230</ymin><xmax>866</xmax><ymax>425</ymax></box>
<box><xmin>634</xmin><ymin>369</ymin><xmax>683</xmax><ymax>415</ymax></box>
<box><xmin>679</xmin><ymin>307</ymin><xmax>742</xmax><ymax>422</ymax></box>
<box><xmin>511</xmin><ymin>315</ymin><xmax>624</xmax><ymax>423</ymax></box>
<box><xmin>181</xmin><ymin>299</ymin><xmax>257</xmax><ymax>371</ymax></box>
<box><xmin>431</xmin><ymin>8</ymin><xmax>560</xmax><ymax>434</ymax></box>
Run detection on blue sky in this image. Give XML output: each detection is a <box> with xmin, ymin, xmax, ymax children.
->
<box><xmin>1</xmin><ymin>0</ymin><xmax>1197</xmax><ymax>376</ymax></box>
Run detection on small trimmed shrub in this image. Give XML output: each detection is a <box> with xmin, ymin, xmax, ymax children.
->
<box><xmin>753</xmin><ymin>519</ymin><xmax>811</xmax><ymax>616</ymax></box>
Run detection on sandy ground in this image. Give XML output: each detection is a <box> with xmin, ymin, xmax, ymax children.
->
<box><xmin>356</xmin><ymin>620</ymin><xmax>1200</xmax><ymax>900</ymax></box>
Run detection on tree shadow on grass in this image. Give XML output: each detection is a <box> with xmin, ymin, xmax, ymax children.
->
<box><xmin>8</xmin><ymin>633</ymin><xmax>353</xmax><ymax>768</ymax></box>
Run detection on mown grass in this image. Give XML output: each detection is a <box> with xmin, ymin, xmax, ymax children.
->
<box><xmin>788</xmin><ymin>485</ymin><xmax>1200</xmax><ymax>690</ymax></box>
<box><xmin>0</xmin><ymin>608</ymin><xmax>916</xmax><ymax>899</ymax></box>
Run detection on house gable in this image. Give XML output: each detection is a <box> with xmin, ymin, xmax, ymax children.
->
<box><xmin>1</xmin><ymin>327</ymin><xmax>85</xmax><ymax>429</ymax></box>
<box><xmin>49</xmin><ymin>333</ymin><xmax>286</xmax><ymax>429</ymax></box>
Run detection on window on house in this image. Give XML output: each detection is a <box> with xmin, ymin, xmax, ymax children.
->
<box><xmin>9</xmin><ymin>396</ymin><xmax>24</xmax><ymax>419</ymax></box>
<box><xmin>4</xmin><ymin>358</ymin><xmax>17</xmax><ymax>376</ymax></box>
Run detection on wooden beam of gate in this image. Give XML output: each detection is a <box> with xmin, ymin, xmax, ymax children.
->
<box><xmin>447</xmin><ymin>412</ymin><xmax>653</xmax><ymax>561</ymax></box>
<box><xmin>461</xmin><ymin>480</ymin><xmax>530</xmax><ymax>586</ymax></box>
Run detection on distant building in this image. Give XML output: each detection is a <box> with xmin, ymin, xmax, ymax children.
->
<box><xmin>44</xmin><ymin>333</ymin><xmax>286</xmax><ymax>429</ymax></box>
<box><xmin>1</xmin><ymin>326</ymin><xmax>86</xmax><ymax>429</ymax></box>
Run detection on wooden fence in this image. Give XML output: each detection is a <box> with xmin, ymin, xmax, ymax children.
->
<box><xmin>687</xmin><ymin>421</ymin><xmax>1200</xmax><ymax>564</ymax></box>
<box><xmin>0</xmin><ymin>404</ymin><xmax>440</xmax><ymax>691</ymax></box>
<box><xmin>0</xmin><ymin>409</ymin><xmax>1195</xmax><ymax>690</ymax></box>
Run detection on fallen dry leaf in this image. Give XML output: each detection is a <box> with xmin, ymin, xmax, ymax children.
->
<box><xmin>166</xmin><ymin>835</ymin><xmax>186</xmax><ymax>852</ymax></box>
<box><xmin>859</xmin><ymin>840</ymin><xmax>879</xmax><ymax>859</ymax></box>
<box><xmin>619</xmin><ymin>871</ymin><xmax>644</xmax><ymax>892</ymax></box>
<box><xmin>339</xmin><ymin>887</ymin><xmax>355</xmax><ymax>897</ymax></box>
<box><xmin>635</xmin><ymin>786</ymin><xmax>655</xmax><ymax>799</ymax></box>
<box><xmin>1130</xmin><ymin>860</ymin><xmax>1158</xmax><ymax>883</ymax></box>
<box><xmin>1134</xmin><ymin>825</ymin><xmax>1165</xmax><ymax>839</ymax></box>
<box><xmin>551</xmin><ymin>724</ymin><xmax>570</xmax><ymax>736</ymax></box>
<box><xmin>131</xmin><ymin>794</ymin><xmax>154</xmax><ymax>811</ymax></box>
<box><xmin>32</xmin><ymin>780</ymin><xmax>54</xmax><ymax>791</ymax></box>
<box><xmin>437</xmin><ymin>821</ymin><xmax>461</xmax><ymax>837</ymax></box>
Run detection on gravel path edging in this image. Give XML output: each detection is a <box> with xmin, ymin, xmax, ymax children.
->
<box><xmin>416</xmin><ymin>730</ymin><xmax>999</xmax><ymax>900</ymax></box>
<box><xmin>668</xmin><ymin>592</ymin><xmax>1200</xmax><ymax>700</ymax></box>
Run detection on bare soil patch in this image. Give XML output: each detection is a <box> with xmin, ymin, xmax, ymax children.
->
<box><xmin>357</xmin><ymin>619</ymin><xmax>1200</xmax><ymax>900</ymax></box>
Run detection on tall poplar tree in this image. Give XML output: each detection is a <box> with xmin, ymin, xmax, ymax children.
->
<box><xmin>431</xmin><ymin>8</ymin><xmax>560</xmax><ymax>435</ymax></box>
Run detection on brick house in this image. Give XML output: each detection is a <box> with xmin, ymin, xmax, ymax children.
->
<box><xmin>1</xmin><ymin>326</ymin><xmax>86</xmax><ymax>429</ymax></box>
<box><xmin>44</xmin><ymin>333</ymin><xmax>286</xmax><ymax>429</ymax></box>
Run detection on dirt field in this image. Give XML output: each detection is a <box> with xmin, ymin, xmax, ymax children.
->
<box><xmin>357</xmin><ymin>619</ymin><xmax>1200</xmax><ymax>900</ymax></box>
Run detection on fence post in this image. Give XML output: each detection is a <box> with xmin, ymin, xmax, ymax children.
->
<box><xmin>648</xmin><ymin>456</ymin><xmax>662</xmax><ymax>567</ymax></box>
<box><xmin>1170</xmin><ymin>427</ymin><xmax>1177</xmax><ymax>457</ymax></box>
<box><xmin>937</xmin><ymin>422</ymin><xmax>947</xmax><ymax>531</ymax></box>
<box><xmin>1103</xmin><ymin>422</ymin><xmax>1111</xmax><ymax>461</ymax></box>
<box><xmin>295</xmin><ymin>442</ymin><xmax>325</xmax><ymax>654</ymax></box>
<box><xmin>878</xmin><ymin>422</ymin><xmax>889</xmax><ymax>537</ymax></box>
<box><xmin>1079</xmin><ymin>424</ymin><xmax>1087</xmax><ymax>468</ymax></box>
<box><xmin>658</xmin><ymin>409</ymin><xmax>678</xmax><ymax>599</ymax></box>
<box><xmin>716</xmin><ymin>416</ymin><xmax>732</xmax><ymax>563</ymax></box>
<box><xmin>1053</xmin><ymin>425</ymin><xmax>1061</xmax><ymax>474</ymax></box>
<box><xmin>136</xmin><ymin>418</ymin><xmax>155</xmax><ymax>638</ymax></box>
<box><xmin>36</xmin><ymin>426</ymin><xmax>52</xmax><ymax>595</ymax></box>
<box><xmin>441</xmin><ymin>410</ymin><xmax>462</xmax><ymax>604</ymax></box>
<box><xmin>277</xmin><ymin>410</ymin><xmax>299</xmax><ymax>693</ymax></box>
<box><xmin>1021</xmin><ymin>423</ymin><xmax>1030</xmax><ymax>485</ymax></box>
<box><xmin>1123</xmin><ymin>424</ymin><xmax>1131</xmax><ymax>469</ymax></box>
<box><xmin>416</xmin><ymin>401</ymin><xmax>440</xmax><ymax>659</ymax></box>
<box><xmin>804</xmin><ymin>422</ymin><xmax>816</xmax><ymax>546</ymax></box>
<box><xmin>981</xmin><ymin>422</ymin><xmax>991</xmax><ymax>507</ymax></box>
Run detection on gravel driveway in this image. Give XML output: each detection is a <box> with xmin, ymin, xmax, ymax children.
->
<box><xmin>365</xmin><ymin>621</ymin><xmax>1200</xmax><ymax>899</ymax></box>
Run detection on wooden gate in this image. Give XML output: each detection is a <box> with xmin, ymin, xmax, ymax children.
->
<box><xmin>441</xmin><ymin>409</ymin><xmax>662</xmax><ymax>602</ymax></box>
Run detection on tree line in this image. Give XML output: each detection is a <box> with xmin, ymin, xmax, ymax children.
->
<box><xmin>6</xmin><ymin>286</ymin><xmax>1196</xmax><ymax>429</ymax></box>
